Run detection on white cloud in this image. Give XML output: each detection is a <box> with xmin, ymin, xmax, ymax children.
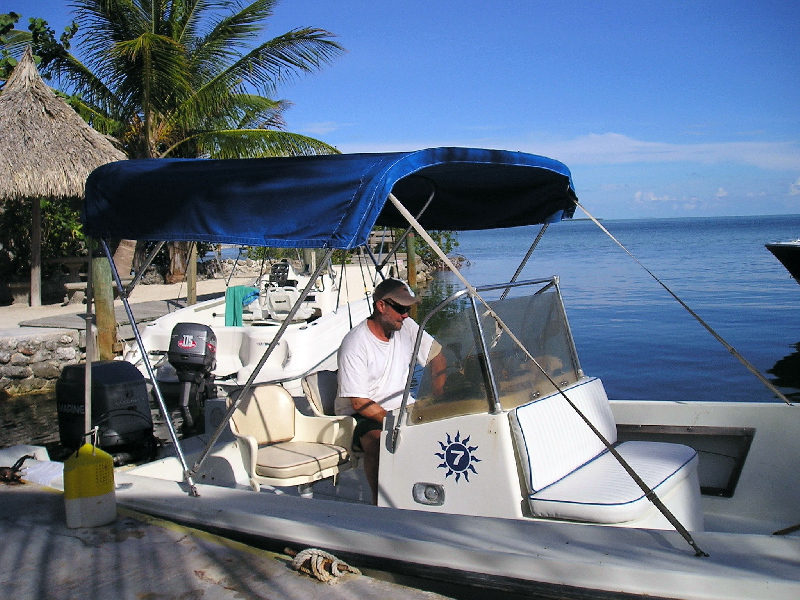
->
<box><xmin>716</xmin><ymin>187</ymin><xmax>729</xmax><ymax>198</ymax></box>
<box><xmin>528</xmin><ymin>134</ymin><xmax>800</xmax><ymax>171</ymax></box>
<box><xmin>634</xmin><ymin>191</ymin><xmax>674</xmax><ymax>204</ymax></box>
<box><xmin>339</xmin><ymin>133</ymin><xmax>800</xmax><ymax>171</ymax></box>
<box><xmin>790</xmin><ymin>177</ymin><xmax>800</xmax><ymax>196</ymax></box>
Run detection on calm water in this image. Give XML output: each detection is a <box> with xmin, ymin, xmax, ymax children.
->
<box><xmin>3</xmin><ymin>214</ymin><xmax>799</xmax><ymax>451</ymax></box>
<box><xmin>435</xmin><ymin>214</ymin><xmax>800</xmax><ymax>403</ymax></box>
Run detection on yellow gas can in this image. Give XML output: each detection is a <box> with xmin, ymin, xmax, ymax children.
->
<box><xmin>64</xmin><ymin>443</ymin><xmax>116</xmax><ymax>528</ymax></box>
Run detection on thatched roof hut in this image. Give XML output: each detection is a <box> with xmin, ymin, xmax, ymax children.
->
<box><xmin>0</xmin><ymin>47</ymin><xmax>126</xmax><ymax>306</ymax></box>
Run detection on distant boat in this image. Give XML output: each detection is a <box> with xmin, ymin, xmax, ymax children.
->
<box><xmin>766</xmin><ymin>240</ymin><xmax>800</xmax><ymax>284</ymax></box>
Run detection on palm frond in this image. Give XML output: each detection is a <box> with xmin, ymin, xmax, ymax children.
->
<box><xmin>30</xmin><ymin>0</ymin><xmax>344</xmax><ymax>162</ymax></box>
<box><xmin>0</xmin><ymin>28</ymin><xmax>33</xmax><ymax>56</ymax></box>
<box><xmin>41</xmin><ymin>51</ymin><xmax>126</xmax><ymax>119</ymax></box>
<box><xmin>166</xmin><ymin>128</ymin><xmax>339</xmax><ymax>159</ymax></box>
<box><xmin>189</xmin><ymin>0</ymin><xmax>279</xmax><ymax>81</ymax></box>
<box><xmin>191</xmin><ymin>27</ymin><xmax>344</xmax><ymax>109</ymax></box>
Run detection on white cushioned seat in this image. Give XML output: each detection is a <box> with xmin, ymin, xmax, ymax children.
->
<box><xmin>263</xmin><ymin>286</ymin><xmax>313</xmax><ymax>321</ymax></box>
<box><xmin>529</xmin><ymin>440</ymin><xmax>698</xmax><ymax>523</ymax></box>
<box><xmin>255</xmin><ymin>441</ymin><xmax>349</xmax><ymax>479</ymax></box>
<box><xmin>229</xmin><ymin>385</ymin><xmax>356</xmax><ymax>491</ymax></box>
<box><xmin>512</xmin><ymin>377</ymin><xmax>617</xmax><ymax>492</ymax></box>
<box><xmin>510</xmin><ymin>378</ymin><xmax>703</xmax><ymax>530</ymax></box>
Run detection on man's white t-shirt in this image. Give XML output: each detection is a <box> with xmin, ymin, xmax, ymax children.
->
<box><xmin>335</xmin><ymin>318</ymin><xmax>435</xmax><ymax>415</ymax></box>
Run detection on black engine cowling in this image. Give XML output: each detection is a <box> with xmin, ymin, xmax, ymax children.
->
<box><xmin>167</xmin><ymin>323</ymin><xmax>217</xmax><ymax>433</ymax></box>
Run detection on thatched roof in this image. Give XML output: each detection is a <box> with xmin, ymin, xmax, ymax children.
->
<box><xmin>0</xmin><ymin>47</ymin><xmax>126</xmax><ymax>201</ymax></box>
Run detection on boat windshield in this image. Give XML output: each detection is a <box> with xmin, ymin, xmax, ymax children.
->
<box><xmin>408</xmin><ymin>279</ymin><xmax>581</xmax><ymax>425</ymax></box>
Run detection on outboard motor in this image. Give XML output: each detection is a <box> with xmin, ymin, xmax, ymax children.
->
<box><xmin>56</xmin><ymin>361</ymin><xmax>154</xmax><ymax>463</ymax></box>
<box><xmin>167</xmin><ymin>323</ymin><xmax>217</xmax><ymax>434</ymax></box>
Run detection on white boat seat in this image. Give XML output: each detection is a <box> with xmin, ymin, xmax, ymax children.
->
<box><xmin>229</xmin><ymin>385</ymin><xmax>356</xmax><ymax>491</ymax></box>
<box><xmin>301</xmin><ymin>369</ymin><xmax>339</xmax><ymax>416</ymax></box>
<box><xmin>528</xmin><ymin>441</ymin><xmax>700</xmax><ymax>525</ymax></box>
<box><xmin>262</xmin><ymin>286</ymin><xmax>314</xmax><ymax>321</ymax></box>
<box><xmin>510</xmin><ymin>378</ymin><xmax>703</xmax><ymax>530</ymax></box>
<box><xmin>254</xmin><ymin>441</ymin><xmax>349</xmax><ymax>479</ymax></box>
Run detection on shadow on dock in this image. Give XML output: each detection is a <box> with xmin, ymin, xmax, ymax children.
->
<box><xmin>0</xmin><ymin>482</ymin><xmax>450</xmax><ymax>600</ymax></box>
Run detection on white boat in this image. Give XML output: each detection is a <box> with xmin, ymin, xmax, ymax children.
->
<box><xmin>81</xmin><ymin>148</ymin><xmax>799</xmax><ymax>599</ymax></box>
<box><xmin>122</xmin><ymin>259</ymin><xmax>373</xmax><ymax>398</ymax></box>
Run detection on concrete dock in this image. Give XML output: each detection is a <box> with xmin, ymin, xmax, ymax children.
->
<box><xmin>0</xmin><ymin>277</ymin><xmax>255</xmax><ymax>396</ymax></box>
<box><xmin>0</xmin><ymin>480</ymin><xmax>450</xmax><ymax>600</ymax></box>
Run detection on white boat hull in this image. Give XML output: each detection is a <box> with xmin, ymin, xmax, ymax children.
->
<box><xmin>116</xmin><ymin>398</ymin><xmax>800</xmax><ymax>599</ymax></box>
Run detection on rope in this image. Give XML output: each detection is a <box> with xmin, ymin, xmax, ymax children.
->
<box><xmin>287</xmin><ymin>548</ymin><xmax>361</xmax><ymax>583</ymax></box>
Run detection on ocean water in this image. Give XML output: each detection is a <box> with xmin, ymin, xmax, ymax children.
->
<box><xmin>3</xmin><ymin>214</ymin><xmax>798</xmax><ymax>452</ymax></box>
<box><xmin>434</xmin><ymin>214</ymin><xmax>800</xmax><ymax>403</ymax></box>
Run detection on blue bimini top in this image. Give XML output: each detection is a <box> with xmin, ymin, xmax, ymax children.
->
<box><xmin>83</xmin><ymin>147</ymin><xmax>578</xmax><ymax>249</ymax></box>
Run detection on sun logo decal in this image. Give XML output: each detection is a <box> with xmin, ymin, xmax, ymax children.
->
<box><xmin>436</xmin><ymin>432</ymin><xmax>480</xmax><ymax>482</ymax></box>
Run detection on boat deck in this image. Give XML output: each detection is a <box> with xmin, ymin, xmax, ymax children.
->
<box><xmin>0</xmin><ymin>481</ymin><xmax>452</xmax><ymax>600</ymax></box>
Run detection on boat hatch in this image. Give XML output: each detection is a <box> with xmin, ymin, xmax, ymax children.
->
<box><xmin>406</xmin><ymin>278</ymin><xmax>582</xmax><ymax>425</ymax></box>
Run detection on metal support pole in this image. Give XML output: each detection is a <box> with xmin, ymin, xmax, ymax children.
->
<box><xmin>378</xmin><ymin>188</ymin><xmax>436</xmax><ymax>272</ymax></box>
<box><xmin>500</xmin><ymin>223</ymin><xmax>548</xmax><ymax>300</ymax></box>
<box><xmin>100</xmin><ymin>239</ymin><xmax>200</xmax><ymax>497</ymax></box>
<box><xmin>190</xmin><ymin>248</ymin><xmax>336</xmax><ymax>478</ymax></box>
<box><xmin>83</xmin><ymin>237</ymin><xmax>94</xmax><ymax>441</ymax></box>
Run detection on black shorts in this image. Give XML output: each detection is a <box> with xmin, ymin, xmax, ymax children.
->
<box><xmin>352</xmin><ymin>414</ymin><xmax>383</xmax><ymax>451</ymax></box>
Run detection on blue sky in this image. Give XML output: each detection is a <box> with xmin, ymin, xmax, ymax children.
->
<box><xmin>7</xmin><ymin>0</ymin><xmax>800</xmax><ymax>219</ymax></box>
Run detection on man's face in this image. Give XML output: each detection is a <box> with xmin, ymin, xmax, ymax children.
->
<box><xmin>376</xmin><ymin>298</ymin><xmax>410</xmax><ymax>333</ymax></box>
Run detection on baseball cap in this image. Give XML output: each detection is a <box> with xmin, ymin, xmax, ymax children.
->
<box><xmin>373</xmin><ymin>278</ymin><xmax>420</xmax><ymax>306</ymax></box>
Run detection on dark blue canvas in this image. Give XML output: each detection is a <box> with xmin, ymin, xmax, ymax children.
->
<box><xmin>83</xmin><ymin>147</ymin><xmax>577</xmax><ymax>249</ymax></box>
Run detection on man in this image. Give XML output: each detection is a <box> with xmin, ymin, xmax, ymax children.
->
<box><xmin>336</xmin><ymin>278</ymin><xmax>446</xmax><ymax>504</ymax></box>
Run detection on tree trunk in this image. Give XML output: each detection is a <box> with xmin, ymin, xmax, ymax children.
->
<box><xmin>166</xmin><ymin>241</ymin><xmax>189</xmax><ymax>284</ymax></box>
<box><xmin>187</xmin><ymin>243</ymin><xmax>197</xmax><ymax>305</ymax></box>
<box><xmin>30</xmin><ymin>197</ymin><xmax>42</xmax><ymax>307</ymax></box>
<box><xmin>112</xmin><ymin>239</ymin><xmax>137</xmax><ymax>279</ymax></box>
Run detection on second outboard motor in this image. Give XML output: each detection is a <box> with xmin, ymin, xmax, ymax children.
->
<box><xmin>56</xmin><ymin>361</ymin><xmax>154</xmax><ymax>463</ymax></box>
<box><xmin>167</xmin><ymin>323</ymin><xmax>217</xmax><ymax>435</ymax></box>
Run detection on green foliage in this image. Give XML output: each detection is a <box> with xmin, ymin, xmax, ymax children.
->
<box><xmin>0</xmin><ymin>12</ymin><xmax>77</xmax><ymax>82</ymax></box>
<box><xmin>0</xmin><ymin>3</ymin><xmax>344</xmax><ymax>283</ymax></box>
<box><xmin>7</xmin><ymin>0</ymin><xmax>346</xmax><ymax>159</ymax></box>
<box><xmin>0</xmin><ymin>199</ymin><xmax>85</xmax><ymax>281</ymax></box>
<box><xmin>372</xmin><ymin>229</ymin><xmax>460</xmax><ymax>270</ymax></box>
<box><xmin>412</xmin><ymin>230</ymin><xmax>460</xmax><ymax>270</ymax></box>
<box><xmin>246</xmin><ymin>247</ymin><xmax>298</xmax><ymax>262</ymax></box>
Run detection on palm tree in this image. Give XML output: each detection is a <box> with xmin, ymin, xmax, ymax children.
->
<box><xmin>46</xmin><ymin>0</ymin><xmax>345</xmax><ymax>160</ymax></box>
<box><xmin>4</xmin><ymin>1</ymin><xmax>345</xmax><ymax>282</ymax></box>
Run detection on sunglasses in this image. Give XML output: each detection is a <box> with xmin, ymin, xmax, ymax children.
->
<box><xmin>382</xmin><ymin>298</ymin><xmax>412</xmax><ymax>315</ymax></box>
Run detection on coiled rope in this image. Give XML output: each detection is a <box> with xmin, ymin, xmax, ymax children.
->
<box><xmin>287</xmin><ymin>548</ymin><xmax>361</xmax><ymax>583</ymax></box>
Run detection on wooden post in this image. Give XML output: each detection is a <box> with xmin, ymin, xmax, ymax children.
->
<box><xmin>406</xmin><ymin>231</ymin><xmax>417</xmax><ymax>290</ymax></box>
<box><xmin>187</xmin><ymin>242</ymin><xmax>197</xmax><ymax>305</ymax></box>
<box><xmin>84</xmin><ymin>243</ymin><xmax>93</xmax><ymax>438</ymax></box>
<box><xmin>406</xmin><ymin>231</ymin><xmax>418</xmax><ymax>319</ymax></box>
<box><xmin>303</xmin><ymin>248</ymin><xmax>316</xmax><ymax>274</ymax></box>
<box><xmin>30</xmin><ymin>197</ymin><xmax>42</xmax><ymax>307</ymax></box>
<box><xmin>92</xmin><ymin>257</ymin><xmax>117</xmax><ymax>360</ymax></box>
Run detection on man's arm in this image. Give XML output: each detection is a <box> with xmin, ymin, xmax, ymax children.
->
<box><xmin>429</xmin><ymin>351</ymin><xmax>447</xmax><ymax>397</ymax></box>
<box><xmin>350</xmin><ymin>397</ymin><xmax>387</xmax><ymax>422</ymax></box>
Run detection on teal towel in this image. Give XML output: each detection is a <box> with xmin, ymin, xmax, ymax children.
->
<box><xmin>225</xmin><ymin>286</ymin><xmax>258</xmax><ymax>326</ymax></box>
